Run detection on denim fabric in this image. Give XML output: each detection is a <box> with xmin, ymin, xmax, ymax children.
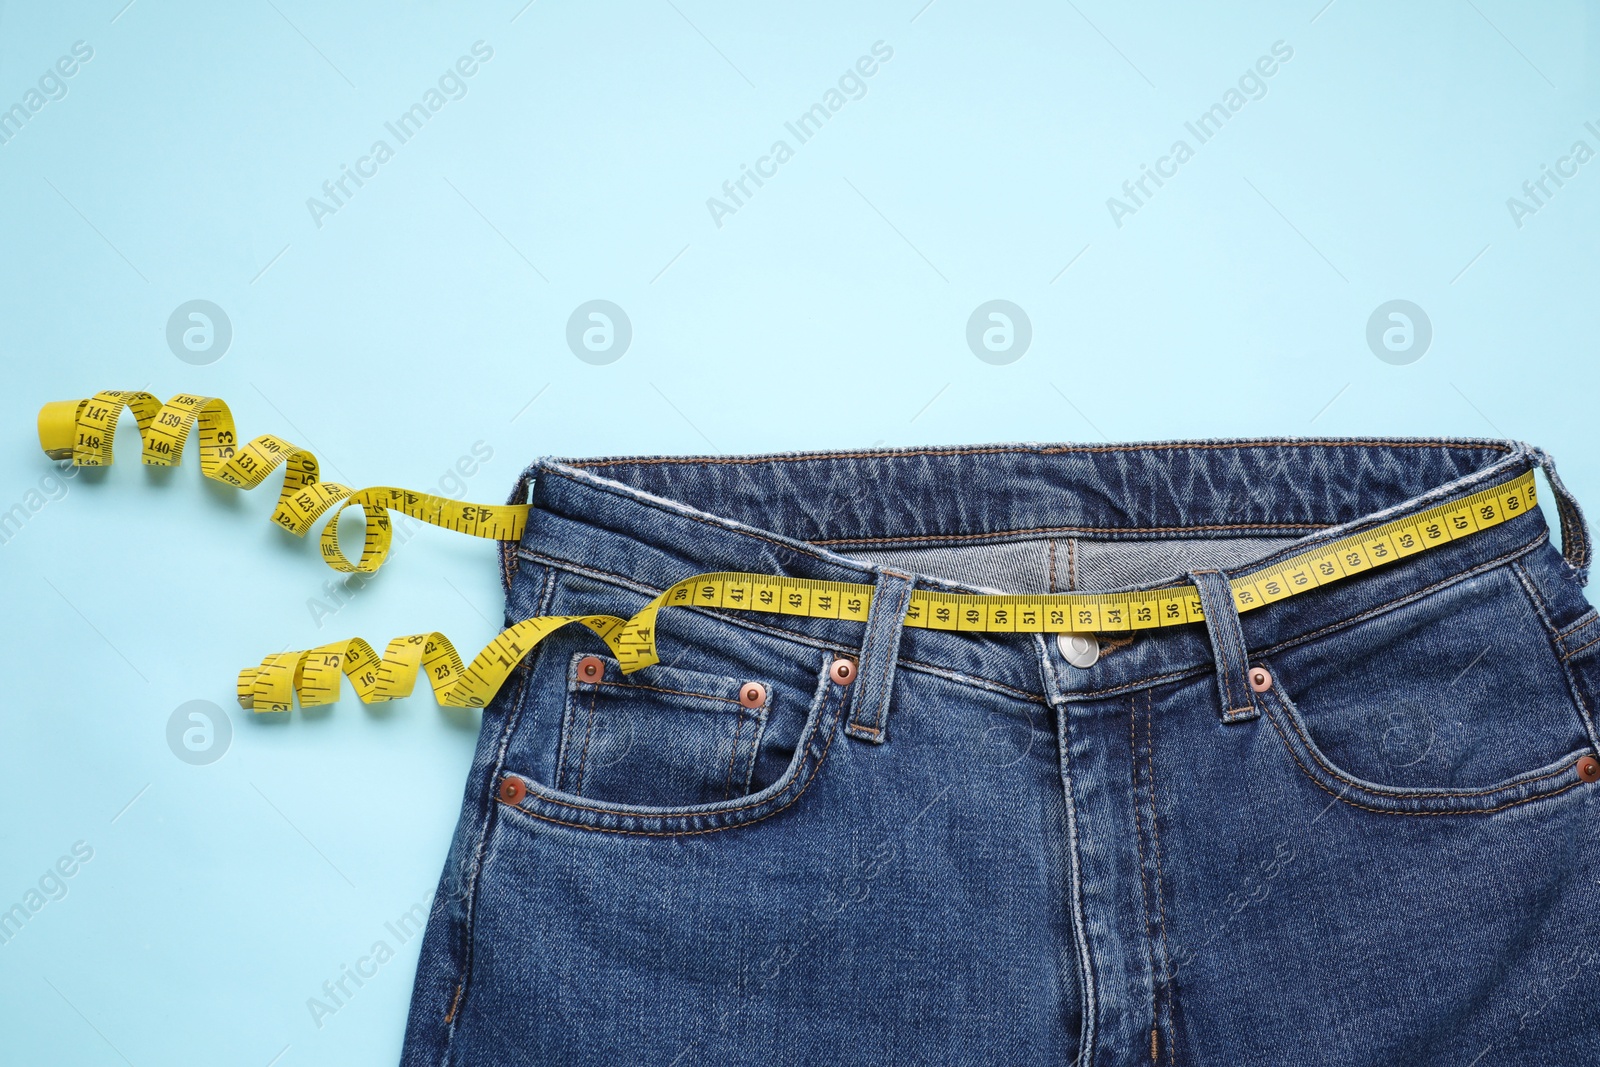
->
<box><xmin>402</xmin><ymin>438</ymin><xmax>1600</xmax><ymax>1066</ymax></box>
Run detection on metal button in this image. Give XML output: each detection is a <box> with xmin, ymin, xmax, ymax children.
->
<box><xmin>1248</xmin><ymin>667</ymin><xmax>1273</xmax><ymax>693</ymax></box>
<box><xmin>1056</xmin><ymin>633</ymin><xmax>1099</xmax><ymax>669</ymax></box>
<box><xmin>1578</xmin><ymin>755</ymin><xmax>1600</xmax><ymax>783</ymax></box>
<box><xmin>739</xmin><ymin>682</ymin><xmax>767</xmax><ymax>708</ymax></box>
<box><xmin>576</xmin><ymin>655</ymin><xmax>604</xmax><ymax>683</ymax></box>
<box><xmin>498</xmin><ymin>776</ymin><xmax>526</xmax><ymax>805</ymax></box>
<box><xmin>830</xmin><ymin>657</ymin><xmax>857</xmax><ymax>685</ymax></box>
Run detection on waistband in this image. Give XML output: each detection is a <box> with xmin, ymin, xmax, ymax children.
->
<box><xmin>504</xmin><ymin>438</ymin><xmax>1587</xmax><ymax>704</ymax></box>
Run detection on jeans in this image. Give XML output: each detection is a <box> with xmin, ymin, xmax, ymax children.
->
<box><xmin>400</xmin><ymin>438</ymin><xmax>1600</xmax><ymax>1066</ymax></box>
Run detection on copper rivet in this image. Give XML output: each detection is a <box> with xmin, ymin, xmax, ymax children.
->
<box><xmin>577</xmin><ymin>655</ymin><xmax>604</xmax><ymax>683</ymax></box>
<box><xmin>498</xmin><ymin>777</ymin><xmax>526</xmax><ymax>804</ymax></box>
<box><xmin>1578</xmin><ymin>756</ymin><xmax>1600</xmax><ymax>783</ymax></box>
<box><xmin>830</xmin><ymin>658</ymin><xmax>857</xmax><ymax>685</ymax></box>
<box><xmin>1248</xmin><ymin>667</ymin><xmax>1272</xmax><ymax>693</ymax></box>
<box><xmin>739</xmin><ymin>682</ymin><xmax>767</xmax><ymax>709</ymax></box>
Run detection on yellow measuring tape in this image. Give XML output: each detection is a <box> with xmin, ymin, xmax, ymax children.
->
<box><xmin>37</xmin><ymin>390</ymin><xmax>525</xmax><ymax>573</ymax></box>
<box><xmin>237</xmin><ymin>470</ymin><xmax>1538</xmax><ymax>711</ymax></box>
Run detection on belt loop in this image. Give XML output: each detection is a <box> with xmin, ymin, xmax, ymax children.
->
<box><xmin>1188</xmin><ymin>569</ymin><xmax>1259</xmax><ymax>724</ymax></box>
<box><xmin>1532</xmin><ymin>448</ymin><xmax>1591</xmax><ymax>584</ymax></box>
<box><xmin>845</xmin><ymin>568</ymin><xmax>914</xmax><ymax>744</ymax></box>
<box><xmin>500</xmin><ymin>462</ymin><xmax>540</xmax><ymax>591</ymax></box>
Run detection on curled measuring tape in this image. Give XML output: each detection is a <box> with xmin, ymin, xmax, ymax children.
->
<box><xmin>235</xmin><ymin>573</ymin><xmax>869</xmax><ymax>710</ymax></box>
<box><xmin>239</xmin><ymin>471</ymin><xmax>1539</xmax><ymax>711</ymax></box>
<box><xmin>37</xmin><ymin>390</ymin><xmax>525</xmax><ymax>573</ymax></box>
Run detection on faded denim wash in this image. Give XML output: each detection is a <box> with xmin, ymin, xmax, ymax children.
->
<box><xmin>402</xmin><ymin>437</ymin><xmax>1600</xmax><ymax>1066</ymax></box>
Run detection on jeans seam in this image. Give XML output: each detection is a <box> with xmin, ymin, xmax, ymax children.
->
<box><xmin>571</xmin><ymin>685</ymin><xmax>601</xmax><ymax>796</ymax></box>
<box><xmin>722</xmin><ymin>711</ymin><xmax>746</xmax><ymax>801</ymax></box>
<box><xmin>566</xmin><ymin>437</ymin><xmax>1514</xmax><ymax>469</ymax></box>
<box><xmin>538</xmin><ymin>465</ymin><xmax>846</xmax><ymax>566</ymax></box>
<box><xmin>1144</xmin><ymin>688</ymin><xmax>1177</xmax><ymax>1065</ymax></box>
<box><xmin>814</xmin><ymin>521</ymin><xmax>1332</xmax><ymax>546</ymax></box>
<box><xmin>1556</xmin><ymin>608</ymin><xmax>1600</xmax><ymax>640</ymax></box>
<box><xmin>1512</xmin><ymin>561</ymin><xmax>1600</xmax><ymax>753</ymax></box>
<box><xmin>726</xmin><ymin>703</ymin><xmax>769</xmax><ymax>799</ymax></box>
<box><xmin>506</xmin><ymin>560</ymin><xmax>552</xmax><ymax>681</ymax></box>
<box><xmin>1562</xmin><ymin>632</ymin><xmax>1600</xmax><ymax>662</ymax></box>
<box><xmin>1513</xmin><ymin>558</ymin><xmax>1561</xmax><ymax>637</ymax></box>
<box><xmin>443</xmin><ymin>663</ymin><xmax>533</xmax><ymax>1051</ymax></box>
<box><xmin>583</xmin><ymin>678</ymin><xmax>750</xmax><ymax>705</ymax></box>
<box><xmin>1055</xmin><ymin>711</ymin><xmax>1099</xmax><ymax>1065</ymax></box>
<box><xmin>1129</xmin><ymin>693</ymin><xmax>1163</xmax><ymax>1065</ymax></box>
<box><xmin>542</xmin><ymin>450</ymin><xmax>1529</xmax><ymax>565</ymax></box>
<box><xmin>553</xmin><ymin>686</ymin><xmax>576</xmax><ymax>794</ymax></box>
<box><xmin>740</xmin><ymin>704</ymin><xmax>769</xmax><ymax>796</ymax></box>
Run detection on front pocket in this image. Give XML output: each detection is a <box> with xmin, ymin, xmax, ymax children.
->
<box><xmin>1257</xmin><ymin>674</ymin><xmax>1592</xmax><ymax>815</ymax></box>
<box><xmin>1259</xmin><ymin>564</ymin><xmax>1594</xmax><ymax>793</ymax></box>
<box><xmin>1250</xmin><ymin>560</ymin><xmax>1600</xmax><ymax>814</ymax></box>
<box><xmin>554</xmin><ymin>653</ymin><xmax>773</xmax><ymax>807</ymax></box>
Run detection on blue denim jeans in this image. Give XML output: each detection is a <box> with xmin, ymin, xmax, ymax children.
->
<box><xmin>400</xmin><ymin>438</ymin><xmax>1600</xmax><ymax>1066</ymax></box>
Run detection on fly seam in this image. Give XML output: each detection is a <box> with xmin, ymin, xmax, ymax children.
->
<box><xmin>1129</xmin><ymin>694</ymin><xmax>1162</xmax><ymax>1060</ymax></box>
<box><xmin>1145</xmin><ymin>688</ymin><xmax>1177</xmax><ymax>1065</ymax></box>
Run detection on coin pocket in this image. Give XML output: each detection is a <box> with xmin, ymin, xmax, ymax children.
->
<box><xmin>554</xmin><ymin>653</ymin><xmax>774</xmax><ymax>807</ymax></box>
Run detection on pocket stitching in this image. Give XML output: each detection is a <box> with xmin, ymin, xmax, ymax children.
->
<box><xmin>1556</xmin><ymin>608</ymin><xmax>1600</xmax><ymax>641</ymax></box>
<box><xmin>1258</xmin><ymin>677</ymin><xmax>1585</xmax><ymax>814</ymax></box>
<box><xmin>1271</xmin><ymin>684</ymin><xmax>1573</xmax><ymax>796</ymax></box>
<box><xmin>561</xmin><ymin>654</ymin><xmax>771</xmax><ymax>800</ymax></box>
<box><xmin>584</xmin><ymin>678</ymin><xmax>751</xmax><ymax>705</ymax></box>
<box><xmin>721</xmin><ymin>703</ymin><xmax>769</xmax><ymax>801</ymax></box>
<box><xmin>535</xmin><ymin>683</ymin><xmax>837</xmax><ymax>819</ymax></box>
<box><xmin>551</xmin><ymin>664</ymin><xmax>585</xmax><ymax>793</ymax></box>
<box><xmin>1263</xmin><ymin>700</ymin><xmax>1583</xmax><ymax>816</ymax></box>
<box><xmin>570</xmin><ymin>684</ymin><xmax>602</xmax><ymax>796</ymax></box>
<box><xmin>502</xmin><ymin>675</ymin><xmax>846</xmax><ymax>836</ymax></box>
<box><xmin>1510</xmin><ymin>560</ymin><xmax>1600</xmax><ymax>753</ymax></box>
<box><xmin>722</xmin><ymin>713</ymin><xmax>747</xmax><ymax>801</ymax></box>
<box><xmin>1562</xmin><ymin>630</ymin><xmax>1600</xmax><ymax>663</ymax></box>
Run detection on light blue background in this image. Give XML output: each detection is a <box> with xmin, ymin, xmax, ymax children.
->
<box><xmin>2</xmin><ymin>1</ymin><xmax>1597</xmax><ymax>1062</ymax></box>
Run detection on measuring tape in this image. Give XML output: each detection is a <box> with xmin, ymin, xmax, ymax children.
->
<box><xmin>238</xmin><ymin>470</ymin><xmax>1539</xmax><ymax>711</ymax></box>
<box><xmin>37</xmin><ymin>390</ymin><xmax>525</xmax><ymax>573</ymax></box>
